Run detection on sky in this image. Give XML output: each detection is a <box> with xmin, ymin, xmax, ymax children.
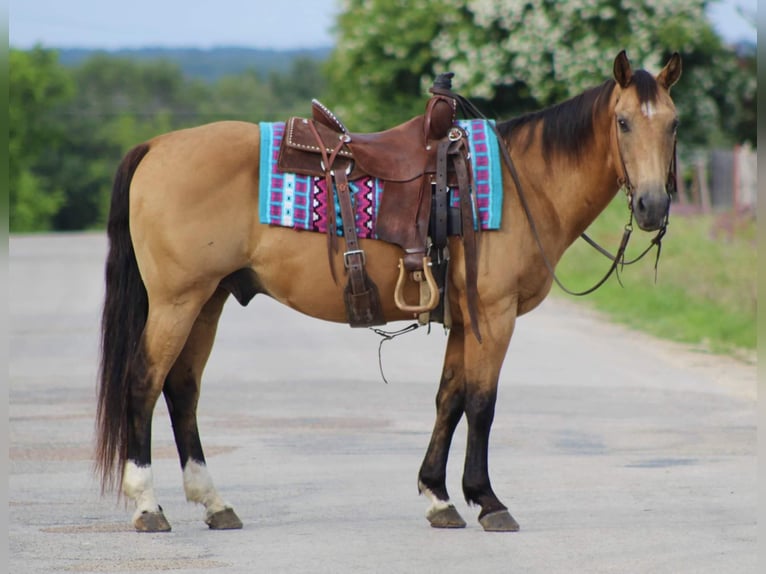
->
<box><xmin>8</xmin><ymin>0</ymin><xmax>757</xmax><ymax>50</ymax></box>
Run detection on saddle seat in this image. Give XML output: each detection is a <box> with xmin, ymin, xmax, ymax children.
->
<box><xmin>280</xmin><ymin>97</ymin><xmax>457</xmax><ymax>183</ymax></box>
<box><xmin>348</xmin><ymin>116</ymin><xmax>437</xmax><ymax>182</ymax></box>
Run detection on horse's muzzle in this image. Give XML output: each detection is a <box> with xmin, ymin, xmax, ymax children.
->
<box><xmin>633</xmin><ymin>188</ymin><xmax>670</xmax><ymax>231</ymax></box>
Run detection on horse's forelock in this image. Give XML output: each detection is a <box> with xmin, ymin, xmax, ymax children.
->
<box><xmin>628</xmin><ymin>69</ymin><xmax>659</xmax><ymax>105</ymax></box>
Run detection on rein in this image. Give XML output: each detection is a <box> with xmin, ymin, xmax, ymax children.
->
<box><xmin>438</xmin><ymin>88</ymin><xmax>673</xmax><ymax>296</ymax></box>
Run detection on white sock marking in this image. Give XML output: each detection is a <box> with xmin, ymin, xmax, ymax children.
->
<box><xmin>183</xmin><ymin>460</ymin><xmax>231</xmax><ymax>518</ymax></box>
<box><xmin>123</xmin><ymin>462</ymin><xmax>160</xmax><ymax>522</ymax></box>
<box><xmin>418</xmin><ymin>480</ymin><xmax>453</xmax><ymax>519</ymax></box>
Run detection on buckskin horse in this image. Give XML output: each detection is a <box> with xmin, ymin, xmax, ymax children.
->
<box><xmin>96</xmin><ymin>51</ymin><xmax>681</xmax><ymax>532</ymax></box>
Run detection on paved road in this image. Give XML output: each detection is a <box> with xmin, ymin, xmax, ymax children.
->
<box><xmin>9</xmin><ymin>233</ymin><xmax>756</xmax><ymax>573</ymax></box>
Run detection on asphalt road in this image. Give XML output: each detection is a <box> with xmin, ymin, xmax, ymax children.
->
<box><xmin>9</xmin><ymin>233</ymin><xmax>757</xmax><ymax>573</ymax></box>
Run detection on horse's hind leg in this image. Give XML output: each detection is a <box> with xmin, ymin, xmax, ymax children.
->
<box><xmin>418</xmin><ymin>325</ymin><xmax>468</xmax><ymax>528</ymax></box>
<box><xmin>162</xmin><ymin>287</ymin><xmax>243</xmax><ymax>530</ymax></box>
<box><xmin>122</xmin><ymin>285</ymin><xmax>216</xmax><ymax>532</ymax></box>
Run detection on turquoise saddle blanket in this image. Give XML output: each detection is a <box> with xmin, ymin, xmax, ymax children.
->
<box><xmin>258</xmin><ymin>119</ymin><xmax>503</xmax><ymax>238</ymax></box>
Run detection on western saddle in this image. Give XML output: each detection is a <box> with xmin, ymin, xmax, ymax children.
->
<box><xmin>277</xmin><ymin>74</ymin><xmax>482</xmax><ymax>341</ymax></box>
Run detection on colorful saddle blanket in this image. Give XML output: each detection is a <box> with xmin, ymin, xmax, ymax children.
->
<box><xmin>258</xmin><ymin>119</ymin><xmax>503</xmax><ymax>238</ymax></box>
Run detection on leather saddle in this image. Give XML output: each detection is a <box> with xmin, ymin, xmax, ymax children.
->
<box><xmin>276</xmin><ymin>75</ymin><xmax>482</xmax><ymax>341</ymax></box>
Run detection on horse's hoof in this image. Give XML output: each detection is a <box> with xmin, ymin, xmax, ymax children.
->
<box><xmin>205</xmin><ymin>507</ymin><xmax>243</xmax><ymax>530</ymax></box>
<box><xmin>427</xmin><ymin>505</ymin><xmax>467</xmax><ymax>529</ymax></box>
<box><xmin>479</xmin><ymin>509</ymin><xmax>519</xmax><ymax>532</ymax></box>
<box><xmin>134</xmin><ymin>510</ymin><xmax>172</xmax><ymax>532</ymax></box>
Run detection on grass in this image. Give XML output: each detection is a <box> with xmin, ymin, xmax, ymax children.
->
<box><xmin>553</xmin><ymin>196</ymin><xmax>756</xmax><ymax>358</ymax></box>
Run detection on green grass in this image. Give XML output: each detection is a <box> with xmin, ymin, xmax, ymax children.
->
<box><xmin>554</xmin><ymin>196</ymin><xmax>756</xmax><ymax>357</ymax></box>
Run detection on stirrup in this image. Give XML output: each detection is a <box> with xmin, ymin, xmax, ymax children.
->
<box><xmin>393</xmin><ymin>257</ymin><xmax>439</xmax><ymax>314</ymax></box>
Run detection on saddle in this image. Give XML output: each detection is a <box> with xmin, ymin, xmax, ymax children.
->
<box><xmin>277</xmin><ymin>74</ymin><xmax>482</xmax><ymax>341</ymax></box>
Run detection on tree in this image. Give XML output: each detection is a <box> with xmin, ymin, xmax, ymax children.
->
<box><xmin>9</xmin><ymin>47</ymin><xmax>333</xmax><ymax>231</ymax></box>
<box><xmin>325</xmin><ymin>0</ymin><xmax>754</xmax><ymax>148</ymax></box>
<box><xmin>198</xmin><ymin>70</ymin><xmax>277</xmax><ymax>123</ymax></box>
<box><xmin>324</xmin><ymin>0</ymin><xmax>449</xmax><ymax>130</ymax></box>
<box><xmin>9</xmin><ymin>48</ymin><xmax>74</xmax><ymax>231</ymax></box>
<box><xmin>50</xmin><ymin>55</ymin><xmax>204</xmax><ymax>229</ymax></box>
<box><xmin>268</xmin><ymin>57</ymin><xmax>328</xmax><ymax>116</ymax></box>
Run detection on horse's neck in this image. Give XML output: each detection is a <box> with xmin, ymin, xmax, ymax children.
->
<box><xmin>543</xmin><ymin>112</ymin><xmax>621</xmax><ymax>247</ymax></box>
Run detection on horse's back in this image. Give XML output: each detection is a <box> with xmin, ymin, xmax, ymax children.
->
<box><xmin>136</xmin><ymin>120</ymin><xmax>262</xmax><ymax>209</ymax></box>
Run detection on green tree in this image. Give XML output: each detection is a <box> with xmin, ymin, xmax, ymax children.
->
<box><xmin>325</xmin><ymin>0</ymin><xmax>448</xmax><ymax>130</ymax></box>
<box><xmin>52</xmin><ymin>56</ymin><xmax>204</xmax><ymax>229</ymax></box>
<box><xmin>198</xmin><ymin>70</ymin><xmax>277</xmax><ymax>122</ymax></box>
<box><xmin>9</xmin><ymin>47</ymin><xmax>333</xmax><ymax>231</ymax></box>
<box><xmin>9</xmin><ymin>47</ymin><xmax>74</xmax><ymax>231</ymax></box>
<box><xmin>325</xmin><ymin>0</ymin><xmax>754</xmax><ymax>148</ymax></box>
<box><xmin>200</xmin><ymin>57</ymin><xmax>328</xmax><ymax>124</ymax></box>
<box><xmin>269</xmin><ymin>56</ymin><xmax>329</xmax><ymax>115</ymax></box>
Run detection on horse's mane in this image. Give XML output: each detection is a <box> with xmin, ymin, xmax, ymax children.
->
<box><xmin>496</xmin><ymin>70</ymin><xmax>659</xmax><ymax>162</ymax></box>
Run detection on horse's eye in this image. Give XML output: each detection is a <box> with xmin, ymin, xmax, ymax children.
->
<box><xmin>617</xmin><ymin>117</ymin><xmax>630</xmax><ymax>133</ymax></box>
<box><xmin>670</xmin><ymin>118</ymin><xmax>679</xmax><ymax>134</ymax></box>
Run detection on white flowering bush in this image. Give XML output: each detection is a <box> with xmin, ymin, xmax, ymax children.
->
<box><xmin>326</xmin><ymin>0</ymin><xmax>754</xmax><ymax>147</ymax></box>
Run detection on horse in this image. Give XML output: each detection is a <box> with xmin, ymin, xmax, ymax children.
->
<box><xmin>96</xmin><ymin>50</ymin><xmax>681</xmax><ymax>532</ymax></box>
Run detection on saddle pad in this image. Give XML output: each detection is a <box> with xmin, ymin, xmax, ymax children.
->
<box><xmin>258</xmin><ymin>119</ymin><xmax>502</xmax><ymax>238</ymax></box>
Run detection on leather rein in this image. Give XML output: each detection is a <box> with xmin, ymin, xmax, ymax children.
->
<box><xmin>438</xmin><ymin>88</ymin><xmax>676</xmax><ymax>296</ymax></box>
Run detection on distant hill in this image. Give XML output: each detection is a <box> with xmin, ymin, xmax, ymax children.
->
<box><xmin>56</xmin><ymin>46</ymin><xmax>332</xmax><ymax>82</ymax></box>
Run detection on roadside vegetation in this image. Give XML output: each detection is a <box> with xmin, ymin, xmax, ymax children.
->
<box><xmin>555</xmin><ymin>196</ymin><xmax>756</xmax><ymax>357</ymax></box>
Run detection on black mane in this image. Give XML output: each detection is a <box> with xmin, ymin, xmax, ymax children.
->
<box><xmin>496</xmin><ymin>70</ymin><xmax>659</xmax><ymax>162</ymax></box>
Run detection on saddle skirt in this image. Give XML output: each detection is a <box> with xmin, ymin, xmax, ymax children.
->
<box><xmin>258</xmin><ymin>119</ymin><xmax>503</xmax><ymax>238</ymax></box>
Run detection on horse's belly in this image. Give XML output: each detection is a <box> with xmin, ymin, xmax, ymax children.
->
<box><xmin>250</xmin><ymin>226</ymin><xmax>421</xmax><ymax>324</ymax></box>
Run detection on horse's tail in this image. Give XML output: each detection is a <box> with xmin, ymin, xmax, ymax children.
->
<box><xmin>95</xmin><ymin>143</ymin><xmax>151</xmax><ymax>494</ymax></box>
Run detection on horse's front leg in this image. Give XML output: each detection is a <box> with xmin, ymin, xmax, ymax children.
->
<box><xmin>418</xmin><ymin>324</ymin><xmax>468</xmax><ymax>528</ymax></box>
<box><xmin>461</xmin><ymin>302</ymin><xmax>520</xmax><ymax>532</ymax></box>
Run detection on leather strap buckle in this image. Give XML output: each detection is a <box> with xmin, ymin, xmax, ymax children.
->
<box><xmin>343</xmin><ymin>249</ymin><xmax>366</xmax><ymax>268</ymax></box>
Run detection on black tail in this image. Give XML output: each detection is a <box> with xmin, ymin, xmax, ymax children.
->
<box><xmin>95</xmin><ymin>143</ymin><xmax>151</xmax><ymax>494</ymax></box>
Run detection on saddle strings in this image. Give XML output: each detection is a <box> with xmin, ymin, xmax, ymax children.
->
<box><xmin>369</xmin><ymin>323</ymin><xmax>421</xmax><ymax>384</ymax></box>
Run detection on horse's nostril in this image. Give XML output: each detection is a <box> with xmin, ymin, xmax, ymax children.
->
<box><xmin>636</xmin><ymin>196</ymin><xmax>646</xmax><ymax>213</ymax></box>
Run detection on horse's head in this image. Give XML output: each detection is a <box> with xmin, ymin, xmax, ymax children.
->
<box><xmin>612</xmin><ymin>51</ymin><xmax>681</xmax><ymax>231</ymax></box>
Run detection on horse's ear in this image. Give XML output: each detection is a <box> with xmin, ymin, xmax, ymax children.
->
<box><xmin>657</xmin><ymin>52</ymin><xmax>682</xmax><ymax>90</ymax></box>
<box><xmin>613</xmin><ymin>50</ymin><xmax>633</xmax><ymax>88</ymax></box>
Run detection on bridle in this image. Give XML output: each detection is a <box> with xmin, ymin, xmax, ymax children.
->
<box><xmin>605</xmin><ymin>111</ymin><xmax>677</xmax><ymax>278</ymax></box>
<box><xmin>440</xmin><ymin>87</ymin><xmax>677</xmax><ymax>296</ymax></box>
